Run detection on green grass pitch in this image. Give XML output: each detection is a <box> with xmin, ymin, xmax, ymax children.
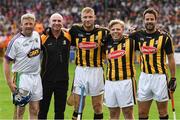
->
<box><xmin>0</xmin><ymin>60</ymin><xmax>180</xmax><ymax>119</ymax></box>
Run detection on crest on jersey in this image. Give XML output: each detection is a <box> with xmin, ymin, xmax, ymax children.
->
<box><xmin>35</xmin><ymin>38</ymin><xmax>38</xmax><ymax>43</ymax></box>
<box><xmin>95</xmin><ymin>35</ymin><xmax>98</xmax><ymax>40</ymax></box>
<box><xmin>108</xmin><ymin>50</ymin><xmax>126</xmax><ymax>59</ymax></box>
<box><xmin>155</xmin><ymin>40</ymin><xmax>158</xmax><ymax>45</ymax></box>
<box><xmin>63</xmin><ymin>40</ymin><xmax>67</xmax><ymax>45</ymax></box>
<box><xmin>78</xmin><ymin>42</ymin><xmax>98</xmax><ymax>50</ymax></box>
<box><xmin>122</xmin><ymin>43</ymin><xmax>126</xmax><ymax>48</ymax></box>
<box><xmin>27</xmin><ymin>48</ymin><xmax>40</xmax><ymax>58</ymax></box>
<box><xmin>141</xmin><ymin>46</ymin><xmax>157</xmax><ymax>54</ymax></box>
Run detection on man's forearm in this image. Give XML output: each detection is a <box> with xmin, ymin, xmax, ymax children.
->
<box><xmin>3</xmin><ymin>58</ymin><xmax>12</xmax><ymax>85</ymax></box>
<box><xmin>168</xmin><ymin>54</ymin><xmax>176</xmax><ymax>78</ymax></box>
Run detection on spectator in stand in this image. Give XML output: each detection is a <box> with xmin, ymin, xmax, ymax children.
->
<box><xmin>34</xmin><ymin>20</ymin><xmax>44</xmax><ymax>35</ymax></box>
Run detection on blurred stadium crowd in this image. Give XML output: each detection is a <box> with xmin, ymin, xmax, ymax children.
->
<box><xmin>0</xmin><ymin>0</ymin><xmax>180</xmax><ymax>52</ymax></box>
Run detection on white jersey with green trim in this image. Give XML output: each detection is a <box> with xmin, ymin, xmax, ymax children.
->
<box><xmin>5</xmin><ymin>31</ymin><xmax>41</xmax><ymax>74</ymax></box>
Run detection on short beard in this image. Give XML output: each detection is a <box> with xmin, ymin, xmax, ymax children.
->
<box><xmin>83</xmin><ymin>24</ymin><xmax>94</xmax><ymax>31</ymax></box>
<box><xmin>23</xmin><ymin>30</ymin><xmax>33</xmax><ymax>37</ymax></box>
<box><xmin>145</xmin><ymin>23</ymin><xmax>155</xmax><ymax>32</ymax></box>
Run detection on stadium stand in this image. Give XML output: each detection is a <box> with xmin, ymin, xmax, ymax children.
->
<box><xmin>0</xmin><ymin>0</ymin><xmax>179</xmax><ymax>52</ymax></box>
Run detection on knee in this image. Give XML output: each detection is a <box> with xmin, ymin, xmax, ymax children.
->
<box><xmin>18</xmin><ymin>108</ymin><xmax>24</xmax><ymax>114</ymax></box>
<box><xmin>122</xmin><ymin>107</ymin><xmax>134</xmax><ymax>119</ymax></box>
<box><xmin>139</xmin><ymin>110</ymin><xmax>148</xmax><ymax>119</ymax></box>
<box><xmin>123</xmin><ymin>109</ymin><xmax>133</xmax><ymax>116</ymax></box>
<box><xmin>110</xmin><ymin>111</ymin><xmax>119</xmax><ymax>119</ymax></box>
<box><xmin>110</xmin><ymin>110</ymin><xmax>118</xmax><ymax>116</ymax></box>
<box><xmin>158</xmin><ymin>109</ymin><xmax>168</xmax><ymax>117</ymax></box>
<box><xmin>158</xmin><ymin>110</ymin><xmax>168</xmax><ymax>119</ymax></box>
<box><xmin>93</xmin><ymin>102</ymin><xmax>102</xmax><ymax>113</ymax></box>
<box><xmin>17</xmin><ymin>107</ymin><xmax>25</xmax><ymax>117</ymax></box>
<box><xmin>30</xmin><ymin>107</ymin><xmax>39</xmax><ymax>116</ymax></box>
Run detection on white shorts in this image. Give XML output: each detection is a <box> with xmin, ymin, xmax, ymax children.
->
<box><xmin>137</xmin><ymin>72</ymin><xmax>169</xmax><ymax>102</ymax></box>
<box><xmin>73</xmin><ymin>66</ymin><xmax>104</xmax><ymax>96</ymax></box>
<box><xmin>14</xmin><ymin>73</ymin><xmax>43</xmax><ymax>101</ymax></box>
<box><xmin>104</xmin><ymin>79</ymin><xmax>136</xmax><ymax>108</ymax></box>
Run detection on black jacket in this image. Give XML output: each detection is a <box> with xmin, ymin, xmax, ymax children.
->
<box><xmin>41</xmin><ymin>29</ymin><xmax>71</xmax><ymax>82</ymax></box>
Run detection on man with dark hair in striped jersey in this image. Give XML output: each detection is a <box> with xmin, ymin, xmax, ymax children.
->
<box><xmin>104</xmin><ymin>19</ymin><xmax>137</xmax><ymax>120</ymax></box>
<box><xmin>129</xmin><ymin>8</ymin><xmax>176</xmax><ymax>119</ymax></box>
<box><xmin>69</xmin><ymin>7</ymin><xmax>108</xmax><ymax>120</ymax></box>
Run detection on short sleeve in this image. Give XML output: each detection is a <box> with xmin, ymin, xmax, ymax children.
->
<box><xmin>101</xmin><ymin>34</ymin><xmax>109</xmax><ymax>54</ymax></box>
<box><xmin>164</xmin><ymin>35</ymin><xmax>174</xmax><ymax>55</ymax></box>
<box><xmin>129</xmin><ymin>32</ymin><xmax>139</xmax><ymax>51</ymax></box>
<box><xmin>5</xmin><ymin>40</ymin><xmax>17</xmax><ymax>61</ymax></box>
<box><xmin>69</xmin><ymin>26</ymin><xmax>76</xmax><ymax>46</ymax></box>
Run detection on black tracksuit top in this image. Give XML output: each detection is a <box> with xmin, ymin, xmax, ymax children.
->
<box><xmin>41</xmin><ymin>30</ymin><xmax>71</xmax><ymax>82</ymax></box>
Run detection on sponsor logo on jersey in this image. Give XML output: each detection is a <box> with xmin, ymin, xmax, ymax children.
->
<box><xmin>108</xmin><ymin>50</ymin><xmax>126</xmax><ymax>59</ymax></box>
<box><xmin>27</xmin><ymin>48</ymin><xmax>40</xmax><ymax>58</ymax></box>
<box><xmin>141</xmin><ymin>46</ymin><xmax>157</xmax><ymax>54</ymax></box>
<box><xmin>78</xmin><ymin>42</ymin><xmax>98</xmax><ymax>50</ymax></box>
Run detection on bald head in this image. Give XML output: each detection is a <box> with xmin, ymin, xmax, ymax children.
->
<box><xmin>49</xmin><ymin>13</ymin><xmax>63</xmax><ymax>31</ymax></box>
<box><xmin>50</xmin><ymin>13</ymin><xmax>63</xmax><ymax>21</ymax></box>
<box><xmin>49</xmin><ymin>13</ymin><xmax>63</xmax><ymax>26</ymax></box>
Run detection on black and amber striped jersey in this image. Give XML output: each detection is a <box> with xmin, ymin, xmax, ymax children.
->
<box><xmin>41</xmin><ymin>29</ymin><xmax>71</xmax><ymax>81</ymax></box>
<box><xmin>129</xmin><ymin>29</ymin><xmax>174</xmax><ymax>74</ymax></box>
<box><xmin>105</xmin><ymin>35</ymin><xmax>136</xmax><ymax>81</ymax></box>
<box><xmin>69</xmin><ymin>24</ymin><xmax>108</xmax><ymax>67</ymax></box>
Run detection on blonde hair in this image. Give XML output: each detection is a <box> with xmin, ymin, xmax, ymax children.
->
<box><xmin>108</xmin><ymin>19</ymin><xmax>125</xmax><ymax>29</ymax></box>
<box><xmin>81</xmin><ymin>7</ymin><xmax>95</xmax><ymax>15</ymax></box>
<box><xmin>21</xmin><ymin>13</ymin><xmax>36</xmax><ymax>23</ymax></box>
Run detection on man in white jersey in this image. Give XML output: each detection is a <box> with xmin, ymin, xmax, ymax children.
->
<box><xmin>3</xmin><ymin>13</ymin><xmax>42</xmax><ymax>119</ymax></box>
